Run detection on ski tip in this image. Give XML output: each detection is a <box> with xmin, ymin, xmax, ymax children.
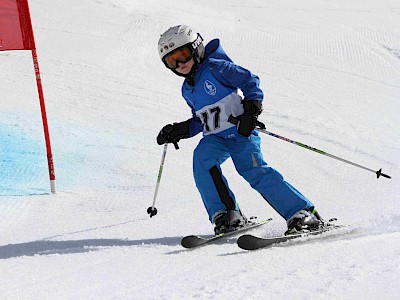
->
<box><xmin>237</xmin><ymin>234</ymin><xmax>260</xmax><ymax>251</ymax></box>
<box><xmin>181</xmin><ymin>235</ymin><xmax>205</xmax><ymax>248</ymax></box>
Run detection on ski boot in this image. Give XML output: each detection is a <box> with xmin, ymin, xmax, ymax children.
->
<box><xmin>213</xmin><ymin>210</ymin><xmax>248</xmax><ymax>235</ymax></box>
<box><xmin>285</xmin><ymin>208</ymin><xmax>324</xmax><ymax>235</ymax></box>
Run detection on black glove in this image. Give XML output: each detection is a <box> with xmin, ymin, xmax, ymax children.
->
<box><xmin>157</xmin><ymin>120</ymin><xmax>191</xmax><ymax>146</ymax></box>
<box><xmin>236</xmin><ymin>100</ymin><xmax>265</xmax><ymax>137</ymax></box>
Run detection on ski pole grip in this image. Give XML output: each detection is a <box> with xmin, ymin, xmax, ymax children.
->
<box><xmin>228</xmin><ymin>115</ymin><xmax>239</xmax><ymax>125</ymax></box>
<box><xmin>173</xmin><ymin>142</ymin><xmax>179</xmax><ymax>150</ymax></box>
<box><xmin>229</xmin><ymin>114</ymin><xmax>265</xmax><ymax>130</ymax></box>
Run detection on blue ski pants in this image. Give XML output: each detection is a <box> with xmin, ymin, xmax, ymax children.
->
<box><xmin>193</xmin><ymin>133</ymin><xmax>314</xmax><ymax>222</ymax></box>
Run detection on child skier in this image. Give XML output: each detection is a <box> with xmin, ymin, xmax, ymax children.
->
<box><xmin>157</xmin><ymin>25</ymin><xmax>324</xmax><ymax>235</ymax></box>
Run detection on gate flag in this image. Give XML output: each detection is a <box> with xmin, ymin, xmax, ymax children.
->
<box><xmin>0</xmin><ymin>0</ymin><xmax>34</xmax><ymax>50</ymax></box>
<box><xmin>0</xmin><ymin>0</ymin><xmax>56</xmax><ymax>194</ymax></box>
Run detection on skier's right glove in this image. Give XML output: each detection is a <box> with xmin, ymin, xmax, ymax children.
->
<box><xmin>157</xmin><ymin>120</ymin><xmax>191</xmax><ymax>146</ymax></box>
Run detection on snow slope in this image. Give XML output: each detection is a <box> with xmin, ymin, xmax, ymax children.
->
<box><xmin>1</xmin><ymin>0</ymin><xmax>399</xmax><ymax>298</ymax></box>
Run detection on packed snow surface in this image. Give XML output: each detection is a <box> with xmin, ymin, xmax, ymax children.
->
<box><xmin>1</xmin><ymin>0</ymin><xmax>399</xmax><ymax>299</ymax></box>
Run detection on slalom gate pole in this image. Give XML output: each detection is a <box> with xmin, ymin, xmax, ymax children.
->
<box><xmin>31</xmin><ymin>48</ymin><xmax>56</xmax><ymax>193</ymax></box>
<box><xmin>22</xmin><ymin>0</ymin><xmax>56</xmax><ymax>193</ymax></box>
<box><xmin>147</xmin><ymin>143</ymin><xmax>169</xmax><ymax>217</ymax></box>
<box><xmin>228</xmin><ymin>115</ymin><xmax>391</xmax><ymax>179</ymax></box>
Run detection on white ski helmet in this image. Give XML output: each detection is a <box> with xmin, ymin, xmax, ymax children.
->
<box><xmin>158</xmin><ymin>25</ymin><xmax>204</xmax><ymax>71</ymax></box>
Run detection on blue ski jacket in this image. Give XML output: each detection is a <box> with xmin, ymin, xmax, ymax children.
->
<box><xmin>182</xmin><ymin>39</ymin><xmax>264</xmax><ymax>138</ymax></box>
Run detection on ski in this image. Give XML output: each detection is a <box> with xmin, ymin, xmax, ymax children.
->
<box><xmin>237</xmin><ymin>224</ymin><xmax>350</xmax><ymax>250</ymax></box>
<box><xmin>181</xmin><ymin>218</ymin><xmax>272</xmax><ymax>249</ymax></box>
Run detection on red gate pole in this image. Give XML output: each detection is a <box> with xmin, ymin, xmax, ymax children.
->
<box><xmin>31</xmin><ymin>48</ymin><xmax>56</xmax><ymax>193</ymax></box>
<box><xmin>21</xmin><ymin>0</ymin><xmax>56</xmax><ymax>193</ymax></box>
<box><xmin>1</xmin><ymin>0</ymin><xmax>56</xmax><ymax>193</ymax></box>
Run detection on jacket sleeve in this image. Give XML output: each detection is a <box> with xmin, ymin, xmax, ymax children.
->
<box><xmin>188</xmin><ymin>115</ymin><xmax>203</xmax><ymax>137</ymax></box>
<box><xmin>184</xmin><ymin>102</ymin><xmax>203</xmax><ymax>137</ymax></box>
<box><xmin>209</xmin><ymin>59</ymin><xmax>264</xmax><ymax>101</ymax></box>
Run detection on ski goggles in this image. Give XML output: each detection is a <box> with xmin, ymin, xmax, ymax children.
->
<box><xmin>162</xmin><ymin>46</ymin><xmax>193</xmax><ymax>69</ymax></box>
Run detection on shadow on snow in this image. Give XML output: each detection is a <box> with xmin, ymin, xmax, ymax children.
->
<box><xmin>0</xmin><ymin>236</ymin><xmax>183</xmax><ymax>259</ymax></box>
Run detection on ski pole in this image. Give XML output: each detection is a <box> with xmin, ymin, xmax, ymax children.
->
<box><xmin>147</xmin><ymin>143</ymin><xmax>168</xmax><ymax>217</ymax></box>
<box><xmin>228</xmin><ymin>115</ymin><xmax>391</xmax><ymax>179</ymax></box>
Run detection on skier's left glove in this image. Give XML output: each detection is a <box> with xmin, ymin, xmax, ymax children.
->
<box><xmin>157</xmin><ymin>120</ymin><xmax>191</xmax><ymax>146</ymax></box>
<box><xmin>236</xmin><ymin>100</ymin><xmax>265</xmax><ymax>137</ymax></box>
